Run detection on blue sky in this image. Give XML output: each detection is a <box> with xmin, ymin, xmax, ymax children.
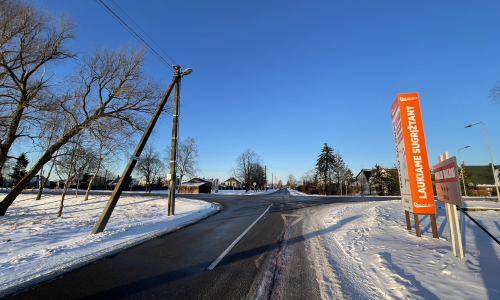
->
<box><xmin>29</xmin><ymin>0</ymin><xmax>500</xmax><ymax>183</ymax></box>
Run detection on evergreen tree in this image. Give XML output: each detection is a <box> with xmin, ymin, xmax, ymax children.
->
<box><xmin>9</xmin><ymin>153</ymin><xmax>29</xmax><ymax>187</ymax></box>
<box><xmin>387</xmin><ymin>166</ymin><xmax>400</xmax><ymax>196</ymax></box>
<box><xmin>458</xmin><ymin>162</ymin><xmax>475</xmax><ymax>195</ymax></box>
<box><xmin>315</xmin><ymin>143</ymin><xmax>336</xmax><ymax>194</ymax></box>
<box><xmin>370</xmin><ymin>164</ymin><xmax>387</xmax><ymax>196</ymax></box>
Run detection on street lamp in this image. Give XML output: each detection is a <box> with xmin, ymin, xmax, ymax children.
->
<box><xmin>465</xmin><ymin>122</ymin><xmax>500</xmax><ymax>202</ymax></box>
<box><xmin>457</xmin><ymin>146</ymin><xmax>470</xmax><ymax>196</ymax></box>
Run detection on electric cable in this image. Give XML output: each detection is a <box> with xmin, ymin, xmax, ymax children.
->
<box><xmin>109</xmin><ymin>0</ymin><xmax>177</xmax><ymax>66</ymax></box>
<box><xmin>94</xmin><ymin>0</ymin><xmax>174</xmax><ymax>71</ymax></box>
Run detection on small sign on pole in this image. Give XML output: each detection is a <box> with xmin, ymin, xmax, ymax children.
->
<box><xmin>433</xmin><ymin>152</ymin><xmax>464</xmax><ymax>259</ymax></box>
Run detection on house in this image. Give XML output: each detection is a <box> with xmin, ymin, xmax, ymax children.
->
<box><xmin>27</xmin><ymin>175</ymin><xmax>47</xmax><ymax>188</ymax></box>
<box><xmin>223</xmin><ymin>177</ymin><xmax>242</xmax><ymax>189</ymax></box>
<box><xmin>179</xmin><ymin>178</ymin><xmax>212</xmax><ymax>194</ymax></box>
<box><xmin>356</xmin><ymin>169</ymin><xmax>377</xmax><ymax>195</ymax></box>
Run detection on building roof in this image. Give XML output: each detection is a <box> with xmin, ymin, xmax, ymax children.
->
<box><xmin>356</xmin><ymin>169</ymin><xmax>372</xmax><ymax>180</ymax></box>
<box><xmin>224</xmin><ymin>177</ymin><xmax>240</xmax><ymax>183</ymax></box>
<box><xmin>186</xmin><ymin>178</ymin><xmax>212</xmax><ymax>186</ymax></box>
<box><xmin>181</xmin><ymin>182</ymin><xmax>204</xmax><ymax>187</ymax></box>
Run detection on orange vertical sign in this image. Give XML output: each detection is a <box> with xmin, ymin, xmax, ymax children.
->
<box><xmin>390</xmin><ymin>93</ymin><xmax>436</xmax><ymax>214</ymax></box>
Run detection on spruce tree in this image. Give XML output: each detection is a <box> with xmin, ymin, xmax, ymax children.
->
<box><xmin>10</xmin><ymin>153</ymin><xmax>29</xmax><ymax>187</ymax></box>
<box><xmin>315</xmin><ymin>143</ymin><xmax>336</xmax><ymax>194</ymax></box>
<box><xmin>458</xmin><ymin>162</ymin><xmax>475</xmax><ymax>195</ymax></box>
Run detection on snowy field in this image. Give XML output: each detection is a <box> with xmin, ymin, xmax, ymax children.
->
<box><xmin>211</xmin><ymin>189</ymin><xmax>278</xmax><ymax>195</ymax></box>
<box><xmin>0</xmin><ymin>193</ymin><xmax>219</xmax><ymax>297</ymax></box>
<box><xmin>305</xmin><ymin>199</ymin><xmax>500</xmax><ymax>299</ymax></box>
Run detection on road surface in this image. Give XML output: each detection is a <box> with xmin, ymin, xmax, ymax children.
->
<box><xmin>5</xmin><ymin>189</ymin><xmax>398</xmax><ymax>299</ymax></box>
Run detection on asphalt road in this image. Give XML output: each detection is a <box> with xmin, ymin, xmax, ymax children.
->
<box><xmin>4</xmin><ymin>189</ymin><xmax>398</xmax><ymax>300</ymax></box>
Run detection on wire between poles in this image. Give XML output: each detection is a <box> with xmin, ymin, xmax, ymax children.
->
<box><xmin>95</xmin><ymin>0</ymin><xmax>175</xmax><ymax>71</ymax></box>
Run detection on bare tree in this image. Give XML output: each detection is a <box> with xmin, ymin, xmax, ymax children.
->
<box><xmin>0</xmin><ymin>0</ymin><xmax>76</xmax><ymax>185</ymax></box>
<box><xmin>0</xmin><ymin>46</ymin><xmax>168</xmax><ymax>215</ymax></box>
<box><xmin>232</xmin><ymin>149</ymin><xmax>261</xmax><ymax>192</ymax></box>
<box><xmin>249</xmin><ymin>163</ymin><xmax>265</xmax><ymax>191</ymax></box>
<box><xmin>84</xmin><ymin>121</ymin><xmax>130</xmax><ymax>200</ymax></box>
<box><xmin>135</xmin><ymin>145</ymin><xmax>165</xmax><ymax>193</ymax></box>
<box><xmin>171</xmin><ymin>136</ymin><xmax>201</xmax><ymax>184</ymax></box>
<box><xmin>54</xmin><ymin>135</ymin><xmax>87</xmax><ymax>217</ymax></box>
<box><xmin>286</xmin><ymin>174</ymin><xmax>297</xmax><ymax>189</ymax></box>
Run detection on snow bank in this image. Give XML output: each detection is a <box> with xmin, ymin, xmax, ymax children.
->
<box><xmin>0</xmin><ymin>193</ymin><xmax>220</xmax><ymax>297</ymax></box>
<box><xmin>210</xmin><ymin>189</ymin><xmax>277</xmax><ymax>195</ymax></box>
<box><xmin>306</xmin><ymin>200</ymin><xmax>500</xmax><ymax>299</ymax></box>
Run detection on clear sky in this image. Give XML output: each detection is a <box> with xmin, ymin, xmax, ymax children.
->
<box><xmin>29</xmin><ymin>0</ymin><xmax>500</xmax><ymax>183</ymax></box>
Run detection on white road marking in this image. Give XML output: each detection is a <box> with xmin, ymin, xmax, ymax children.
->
<box><xmin>207</xmin><ymin>204</ymin><xmax>273</xmax><ymax>270</ymax></box>
<box><xmin>281</xmin><ymin>214</ymin><xmax>304</xmax><ymax>226</ymax></box>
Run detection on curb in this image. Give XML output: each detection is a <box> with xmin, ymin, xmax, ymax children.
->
<box><xmin>0</xmin><ymin>201</ymin><xmax>223</xmax><ymax>298</ymax></box>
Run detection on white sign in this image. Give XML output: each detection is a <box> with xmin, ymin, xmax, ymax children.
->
<box><xmin>253</xmin><ymin>182</ymin><xmax>256</xmax><ymax>186</ymax></box>
<box><xmin>130</xmin><ymin>155</ymin><xmax>144</xmax><ymax>162</ymax></box>
<box><xmin>391</xmin><ymin>98</ymin><xmax>412</xmax><ymax>212</ymax></box>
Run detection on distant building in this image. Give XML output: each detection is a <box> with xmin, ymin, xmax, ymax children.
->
<box><xmin>179</xmin><ymin>178</ymin><xmax>212</xmax><ymax>194</ymax></box>
<box><xmin>223</xmin><ymin>177</ymin><xmax>242</xmax><ymax>189</ymax></box>
<box><xmin>356</xmin><ymin>169</ymin><xmax>376</xmax><ymax>195</ymax></box>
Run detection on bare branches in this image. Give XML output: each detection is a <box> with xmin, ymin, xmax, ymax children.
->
<box><xmin>0</xmin><ymin>0</ymin><xmax>76</xmax><ymax>179</ymax></box>
<box><xmin>233</xmin><ymin>149</ymin><xmax>264</xmax><ymax>192</ymax></box>
<box><xmin>135</xmin><ymin>145</ymin><xmax>165</xmax><ymax>193</ymax></box>
<box><xmin>489</xmin><ymin>82</ymin><xmax>500</xmax><ymax>104</ymax></box>
<box><xmin>174</xmin><ymin>137</ymin><xmax>201</xmax><ymax>184</ymax></box>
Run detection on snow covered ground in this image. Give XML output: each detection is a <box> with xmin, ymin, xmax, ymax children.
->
<box><xmin>211</xmin><ymin>189</ymin><xmax>278</xmax><ymax>195</ymax></box>
<box><xmin>0</xmin><ymin>193</ymin><xmax>220</xmax><ymax>297</ymax></box>
<box><xmin>305</xmin><ymin>199</ymin><xmax>500</xmax><ymax>299</ymax></box>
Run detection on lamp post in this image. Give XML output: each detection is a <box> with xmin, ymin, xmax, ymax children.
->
<box><xmin>457</xmin><ymin>146</ymin><xmax>470</xmax><ymax>196</ymax></box>
<box><xmin>465</xmin><ymin>122</ymin><xmax>500</xmax><ymax>202</ymax></box>
<box><xmin>167</xmin><ymin>66</ymin><xmax>193</xmax><ymax>216</ymax></box>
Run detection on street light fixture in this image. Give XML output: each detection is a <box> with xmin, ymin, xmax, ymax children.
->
<box><xmin>457</xmin><ymin>146</ymin><xmax>470</xmax><ymax>196</ymax></box>
<box><xmin>465</xmin><ymin>122</ymin><xmax>500</xmax><ymax>202</ymax></box>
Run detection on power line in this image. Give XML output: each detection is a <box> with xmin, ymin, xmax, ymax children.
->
<box><xmin>95</xmin><ymin>0</ymin><xmax>174</xmax><ymax>71</ymax></box>
<box><xmin>110</xmin><ymin>0</ymin><xmax>177</xmax><ymax>66</ymax></box>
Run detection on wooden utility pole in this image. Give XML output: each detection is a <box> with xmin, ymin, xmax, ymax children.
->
<box><xmin>91</xmin><ymin>66</ymin><xmax>181</xmax><ymax>234</ymax></box>
<box><xmin>167</xmin><ymin>66</ymin><xmax>181</xmax><ymax>216</ymax></box>
<box><xmin>265</xmin><ymin>165</ymin><xmax>267</xmax><ymax>192</ymax></box>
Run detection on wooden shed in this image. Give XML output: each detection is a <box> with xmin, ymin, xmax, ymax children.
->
<box><xmin>179</xmin><ymin>178</ymin><xmax>212</xmax><ymax>194</ymax></box>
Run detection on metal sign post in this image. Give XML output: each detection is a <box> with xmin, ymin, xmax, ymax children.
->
<box><xmin>433</xmin><ymin>152</ymin><xmax>464</xmax><ymax>259</ymax></box>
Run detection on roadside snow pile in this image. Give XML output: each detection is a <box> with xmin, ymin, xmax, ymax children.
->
<box><xmin>0</xmin><ymin>193</ymin><xmax>219</xmax><ymax>297</ymax></box>
<box><xmin>211</xmin><ymin>189</ymin><xmax>277</xmax><ymax>195</ymax></box>
<box><xmin>288</xmin><ymin>189</ymin><xmax>309</xmax><ymax>197</ymax></box>
<box><xmin>306</xmin><ymin>200</ymin><xmax>500</xmax><ymax>299</ymax></box>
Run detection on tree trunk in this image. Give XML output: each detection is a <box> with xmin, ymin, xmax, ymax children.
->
<box><xmin>0</xmin><ymin>125</ymin><xmax>85</xmax><ymax>216</ymax></box>
<box><xmin>85</xmin><ymin>157</ymin><xmax>102</xmax><ymax>201</ymax></box>
<box><xmin>37</xmin><ymin>153</ymin><xmax>57</xmax><ymax>200</ymax></box>
<box><xmin>57</xmin><ymin>179</ymin><xmax>70</xmax><ymax>217</ymax></box>
<box><xmin>57</xmin><ymin>159</ymin><xmax>75</xmax><ymax>218</ymax></box>
<box><xmin>0</xmin><ymin>100</ymin><xmax>26</xmax><ymax>179</ymax></box>
<box><xmin>37</xmin><ymin>124</ymin><xmax>58</xmax><ymax>200</ymax></box>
